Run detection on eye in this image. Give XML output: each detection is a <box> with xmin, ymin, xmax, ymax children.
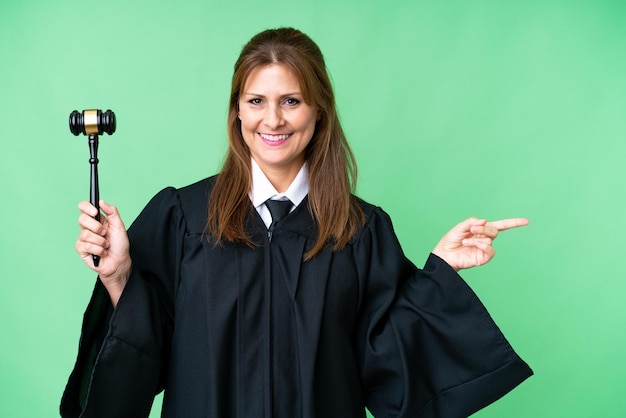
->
<box><xmin>248</xmin><ymin>98</ymin><xmax>262</xmax><ymax>105</ymax></box>
<box><xmin>284</xmin><ymin>98</ymin><xmax>300</xmax><ymax>106</ymax></box>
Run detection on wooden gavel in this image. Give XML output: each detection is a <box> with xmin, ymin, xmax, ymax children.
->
<box><xmin>69</xmin><ymin>109</ymin><xmax>116</xmax><ymax>267</ymax></box>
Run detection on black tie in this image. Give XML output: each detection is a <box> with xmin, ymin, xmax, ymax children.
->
<box><xmin>265</xmin><ymin>199</ymin><xmax>292</xmax><ymax>235</ymax></box>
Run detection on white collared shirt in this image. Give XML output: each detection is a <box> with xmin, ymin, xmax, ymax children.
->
<box><xmin>249</xmin><ymin>158</ymin><xmax>309</xmax><ymax>229</ymax></box>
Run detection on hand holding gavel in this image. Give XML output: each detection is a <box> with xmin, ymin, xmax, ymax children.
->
<box><xmin>69</xmin><ymin>109</ymin><xmax>116</xmax><ymax>267</ymax></box>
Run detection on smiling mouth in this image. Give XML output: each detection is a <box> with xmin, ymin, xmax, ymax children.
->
<box><xmin>259</xmin><ymin>133</ymin><xmax>291</xmax><ymax>142</ymax></box>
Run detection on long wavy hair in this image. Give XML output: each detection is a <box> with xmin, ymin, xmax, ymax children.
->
<box><xmin>207</xmin><ymin>27</ymin><xmax>364</xmax><ymax>259</ymax></box>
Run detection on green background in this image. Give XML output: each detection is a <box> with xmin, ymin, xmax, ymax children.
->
<box><xmin>1</xmin><ymin>0</ymin><xmax>625</xmax><ymax>416</ymax></box>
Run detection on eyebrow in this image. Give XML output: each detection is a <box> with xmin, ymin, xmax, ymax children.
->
<box><xmin>241</xmin><ymin>92</ymin><xmax>302</xmax><ymax>97</ymax></box>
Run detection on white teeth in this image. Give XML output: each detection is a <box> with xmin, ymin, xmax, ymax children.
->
<box><xmin>260</xmin><ymin>133</ymin><xmax>290</xmax><ymax>141</ymax></box>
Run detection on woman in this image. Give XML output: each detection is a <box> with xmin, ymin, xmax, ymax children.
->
<box><xmin>61</xmin><ymin>28</ymin><xmax>532</xmax><ymax>418</ymax></box>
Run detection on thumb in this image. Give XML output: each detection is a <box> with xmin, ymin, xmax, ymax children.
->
<box><xmin>99</xmin><ymin>200</ymin><xmax>126</xmax><ymax>229</ymax></box>
<box><xmin>452</xmin><ymin>217</ymin><xmax>486</xmax><ymax>235</ymax></box>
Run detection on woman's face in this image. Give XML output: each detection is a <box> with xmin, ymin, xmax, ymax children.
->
<box><xmin>238</xmin><ymin>64</ymin><xmax>318</xmax><ymax>187</ymax></box>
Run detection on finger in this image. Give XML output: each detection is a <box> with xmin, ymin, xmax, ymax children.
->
<box><xmin>469</xmin><ymin>225</ymin><xmax>500</xmax><ymax>239</ymax></box>
<box><xmin>470</xmin><ymin>239</ymin><xmax>496</xmax><ymax>262</ymax></box>
<box><xmin>78</xmin><ymin>213</ymin><xmax>106</xmax><ymax>236</ymax></box>
<box><xmin>76</xmin><ymin>233</ymin><xmax>109</xmax><ymax>258</ymax></box>
<box><xmin>465</xmin><ymin>217</ymin><xmax>487</xmax><ymax>226</ymax></box>
<box><xmin>99</xmin><ymin>200</ymin><xmax>126</xmax><ymax>229</ymax></box>
<box><xmin>78</xmin><ymin>201</ymin><xmax>99</xmax><ymax>217</ymax></box>
<box><xmin>462</xmin><ymin>237</ymin><xmax>493</xmax><ymax>247</ymax></box>
<box><xmin>487</xmin><ymin>218</ymin><xmax>529</xmax><ymax>231</ymax></box>
<box><xmin>452</xmin><ymin>217</ymin><xmax>487</xmax><ymax>235</ymax></box>
<box><xmin>478</xmin><ymin>244</ymin><xmax>496</xmax><ymax>263</ymax></box>
<box><xmin>77</xmin><ymin>228</ymin><xmax>109</xmax><ymax>248</ymax></box>
<box><xmin>76</xmin><ymin>240</ymin><xmax>108</xmax><ymax>258</ymax></box>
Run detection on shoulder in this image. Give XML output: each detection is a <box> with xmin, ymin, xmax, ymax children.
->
<box><xmin>351</xmin><ymin>195</ymin><xmax>395</xmax><ymax>242</ymax></box>
<box><xmin>175</xmin><ymin>175</ymin><xmax>217</xmax><ymax>233</ymax></box>
<box><xmin>353</xmin><ymin>194</ymin><xmax>377</xmax><ymax>218</ymax></box>
<box><xmin>145</xmin><ymin>176</ymin><xmax>216</xmax><ymax>210</ymax></box>
<box><xmin>136</xmin><ymin>176</ymin><xmax>217</xmax><ymax>235</ymax></box>
<box><xmin>353</xmin><ymin>194</ymin><xmax>392</xmax><ymax>225</ymax></box>
<box><xmin>176</xmin><ymin>175</ymin><xmax>217</xmax><ymax>206</ymax></box>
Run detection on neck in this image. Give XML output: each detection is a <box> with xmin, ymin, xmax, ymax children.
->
<box><xmin>259</xmin><ymin>163</ymin><xmax>304</xmax><ymax>193</ymax></box>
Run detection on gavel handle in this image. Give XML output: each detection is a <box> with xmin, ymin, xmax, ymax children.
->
<box><xmin>89</xmin><ymin>135</ymin><xmax>101</xmax><ymax>267</ymax></box>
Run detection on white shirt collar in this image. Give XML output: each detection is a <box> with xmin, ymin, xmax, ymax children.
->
<box><xmin>249</xmin><ymin>158</ymin><xmax>309</xmax><ymax>227</ymax></box>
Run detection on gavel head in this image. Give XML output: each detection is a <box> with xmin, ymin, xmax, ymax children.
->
<box><xmin>69</xmin><ymin>109</ymin><xmax>116</xmax><ymax>136</ymax></box>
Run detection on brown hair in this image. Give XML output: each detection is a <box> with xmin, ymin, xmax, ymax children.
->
<box><xmin>207</xmin><ymin>27</ymin><xmax>364</xmax><ymax>259</ymax></box>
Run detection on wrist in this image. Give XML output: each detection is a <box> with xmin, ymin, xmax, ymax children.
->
<box><xmin>99</xmin><ymin>259</ymin><xmax>132</xmax><ymax>307</ymax></box>
<box><xmin>431</xmin><ymin>248</ymin><xmax>460</xmax><ymax>272</ymax></box>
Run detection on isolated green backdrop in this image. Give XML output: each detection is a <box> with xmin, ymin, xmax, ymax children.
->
<box><xmin>1</xmin><ymin>0</ymin><xmax>625</xmax><ymax>417</ymax></box>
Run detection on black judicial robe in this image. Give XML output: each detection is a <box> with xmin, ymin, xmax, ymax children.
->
<box><xmin>61</xmin><ymin>176</ymin><xmax>532</xmax><ymax>418</ymax></box>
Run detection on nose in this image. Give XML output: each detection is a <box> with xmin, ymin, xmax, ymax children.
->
<box><xmin>263</xmin><ymin>104</ymin><xmax>284</xmax><ymax>129</ymax></box>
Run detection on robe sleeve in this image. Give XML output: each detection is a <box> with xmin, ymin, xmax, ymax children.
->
<box><xmin>354</xmin><ymin>208</ymin><xmax>532</xmax><ymax>418</ymax></box>
<box><xmin>60</xmin><ymin>187</ymin><xmax>186</xmax><ymax>418</ymax></box>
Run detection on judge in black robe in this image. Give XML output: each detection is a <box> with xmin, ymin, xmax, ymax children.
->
<box><xmin>61</xmin><ymin>175</ymin><xmax>532</xmax><ymax>418</ymax></box>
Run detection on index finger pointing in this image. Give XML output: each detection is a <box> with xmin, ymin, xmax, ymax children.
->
<box><xmin>486</xmin><ymin>218</ymin><xmax>529</xmax><ymax>231</ymax></box>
